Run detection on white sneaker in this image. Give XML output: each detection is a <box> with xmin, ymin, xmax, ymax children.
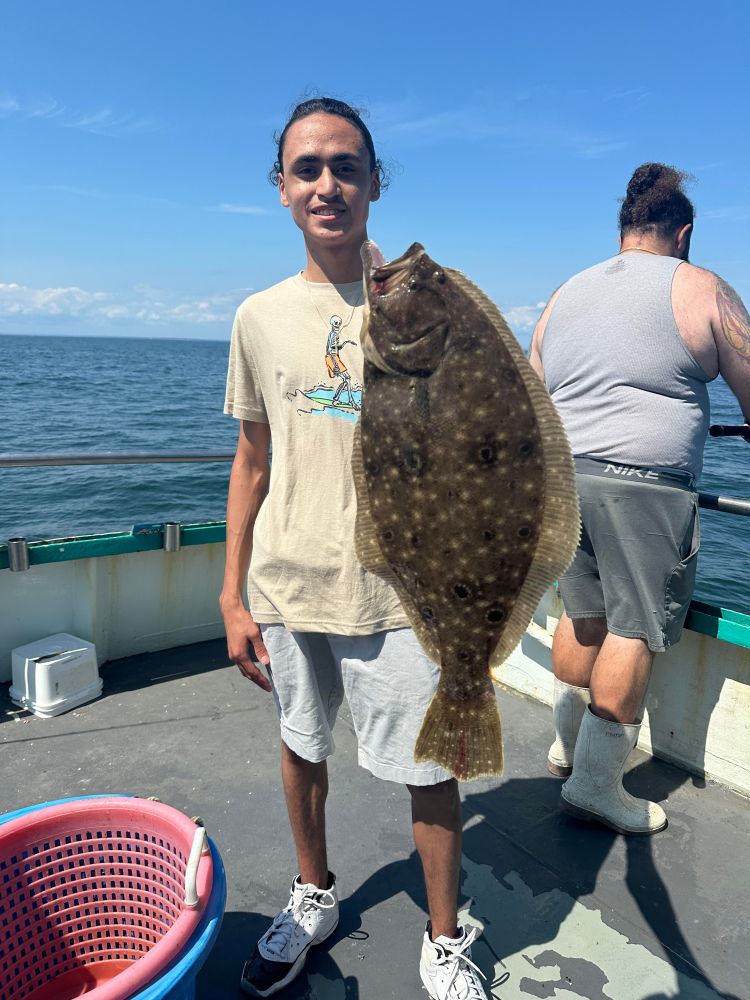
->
<box><xmin>240</xmin><ymin>873</ymin><xmax>339</xmax><ymax>997</ymax></box>
<box><xmin>420</xmin><ymin>924</ymin><xmax>489</xmax><ymax>1000</ymax></box>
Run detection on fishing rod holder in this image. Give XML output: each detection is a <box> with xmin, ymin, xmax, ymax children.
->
<box><xmin>163</xmin><ymin>522</ymin><xmax>182</xmax><ymax>552</ymax></box>
<box><xmin>7</xmin><ymin>538</ymin><xmax>30</xmax><ymax>573</ymax></box>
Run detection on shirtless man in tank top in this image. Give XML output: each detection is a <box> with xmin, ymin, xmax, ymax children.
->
<box><xmin>529</xmin><ymin>163</ymin><xmax>750</xmax><ymax>835</ymax></box>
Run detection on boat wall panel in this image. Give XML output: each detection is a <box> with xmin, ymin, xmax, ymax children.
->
<box><xmin>502</xmin><ymin>598</ymin><xmax>750</xmax><ymax>797</ymax></box>
<box><xmin>641</xmin><ymin>635</ymin><xmax>750</xmax><ymax>795</ymax></box>
<box><xmin>0</xmin><ymin>545</ymin><xmax>227</xmax><ymax>683</ymax></box>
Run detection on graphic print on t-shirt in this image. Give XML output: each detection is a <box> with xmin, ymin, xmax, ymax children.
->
<box><xmin>287</xmin><ymin>313</ymin><xmax>363</xmax><ymax>423</ymax></box>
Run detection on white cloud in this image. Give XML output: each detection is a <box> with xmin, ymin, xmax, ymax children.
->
<box><xmin>0</xmin><ymin>282</ymin><xmax>251</xmax><ymax>326</ymax></box>
<box><xmin>504</xmin><ymin>302</ymin><xmax>546</xmax><ymax>335</ymax></box>
<box><xmin>371</xmin><ymin>96</ymin><xmax>625</xmax><ymax>158</ymax></box>
<box><xmin>0</xmin><ymin>95</ymin><xmax>20</xmax><ymax>114</ymax></box>
<box><xmin>64</xmin><ymin>108</ymin><xmax>158</xmax><ymax>136</ymax></box>
<box><xmin>579</xmin><ymin>141</ymin><xmax>627</xmax><ymax>159</ymax></box>
<box><xmin>0</xmin><ymin>283</ymin><xmax>105</xmax><ymax>317</ymax></box>
<box><xmin>1</xmin><ymin>92</ymin><xmax>158</xmax><ymax>136</ymax></box>
<box><xmin>27</xmin><ymin>98</ymin><xmax>66</xmax><ymax>120</ymax></box>
<box><xmin>213</xmin><ymin>203</ymin><xmax>274</xmax><ymax>216</ymax></box>
<box><xmin>703</xmin><ymin>205</ymin><xmax>750</xmax><ymax>222</ymax></box>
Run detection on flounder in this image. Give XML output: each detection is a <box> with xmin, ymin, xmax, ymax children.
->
<box><xmin>352</xmin><ymin>241</ymin><xmax>580</xmax><ymax>781</ymax></box>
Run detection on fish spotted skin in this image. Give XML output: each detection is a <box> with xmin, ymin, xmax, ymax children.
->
<box><xmin>352</xmin><ymin>241</ymin><xmax>579</xmax><ymax>781</ymax></box>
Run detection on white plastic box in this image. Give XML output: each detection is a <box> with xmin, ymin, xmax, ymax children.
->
<box><xmin>10</xmin><ymin>633</ymin><xmax>102</xmax><ymax>718</ymax></box>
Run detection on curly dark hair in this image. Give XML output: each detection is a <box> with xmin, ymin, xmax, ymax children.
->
<box><xmin>619</xmin><ymin>163</ymin><xmax>695</xmax><ymax>237</ymax></box>
<box><xmin>269</xmin><ymin>97</ymin><xmax>387</xmax><ymax>188</ymax></box>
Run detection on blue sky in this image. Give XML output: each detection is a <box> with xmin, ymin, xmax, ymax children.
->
<box><xmin>2</xmin><ymin>0</ymin><xmax>749</xmax><ymax>347</ymax></box>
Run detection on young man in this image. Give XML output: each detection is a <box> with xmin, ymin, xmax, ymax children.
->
<box><xmin>529</xmin><ymin>163</ymin><xmax>750</xmax><ymax>835</ymax></box>
<box><xmin>220</xmin><ymin>98</ymin><xmax>489</xmax><ymax>999</ymax></box>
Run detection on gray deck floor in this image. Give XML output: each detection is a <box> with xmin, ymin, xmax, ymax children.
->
<box><xmin>1</xmin><ymin>639</ymin><xmax>748</xmax><ymax>1000</ymax></box>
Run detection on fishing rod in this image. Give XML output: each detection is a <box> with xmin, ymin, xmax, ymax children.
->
<box><xmin>709</xmin><ymin>424</ymin><xmax>750</xmax><ymax>440</ymax></box>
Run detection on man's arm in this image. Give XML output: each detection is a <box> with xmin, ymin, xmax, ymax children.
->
<box><xmin>712</xmin><ymin>277</ymin><xmax>750</xmax><ymax>423</ymax></box>
<box><xmin>528</xmin><ymin>286</ymin><xmax>563</xmax><ymax>381</ymax></box>
<box><xmin>220</xmin><ymin>419</ymin><xmax>272</xmax><ymax>689</ymax></box>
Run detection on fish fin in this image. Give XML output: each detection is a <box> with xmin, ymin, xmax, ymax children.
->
<box><xmin>414</xmin><ymin>689</ymin><xmax>504</xmax><ymax>781</ymax></box>
<box><xmin>446</xmin><ymin>269</ymin><xmax>581</xmax><ymax>679</ymax></box>
<box><xmin>352</xmin><ymin>420</ymin><xmax>444</xmax><ymax>665</ymax></box>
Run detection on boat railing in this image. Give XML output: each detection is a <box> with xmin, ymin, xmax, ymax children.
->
<box><xmin>0</xmin><ymin>450</ymin><xmax>236</xmax><ymax>467</ymax></box>
<box><xmin>2</xmin><ymin>449</ymin><xmax>750</xmax><ymax>572</ymax></box>
<box><xmin>2</xmin><ymin>450</ymin><xmax>750</xmax><ymax>514</ymax></box>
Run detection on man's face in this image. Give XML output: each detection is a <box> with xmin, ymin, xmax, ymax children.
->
<box><xmin>278</xmin><ymin>113</ymin><xmax>380</xmax><ymax>253</ymax></box>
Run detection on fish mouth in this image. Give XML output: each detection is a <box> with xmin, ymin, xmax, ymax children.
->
<box><xmin>361</xmin><ymin>241</ymin><xmax>425</xmax><ymax>297</ymax></box>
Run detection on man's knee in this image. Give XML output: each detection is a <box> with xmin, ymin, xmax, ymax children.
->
<box><xmin>282</xmin><ymin>740</ymin><xmax>328</xmax><ymax>773</ymax></box>
<box><xmin>408</xmin><ymin>779</ymin><xmax>461</xmax><ymax>823</ymax></box>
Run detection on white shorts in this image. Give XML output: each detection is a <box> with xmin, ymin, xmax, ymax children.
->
<box><xmin>260</xmin><ymin>625</ymin><xmax>452</xmax><ymax>786</ymax></box>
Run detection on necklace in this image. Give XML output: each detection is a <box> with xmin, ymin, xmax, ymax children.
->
<box><xmin>303</xmin><ymin>278</ymin><xmax>363</xmax><ymax>330</ymax></box>
<box><xmin>619</xmin><ymin>246</ymin><xmax>659</xmax><ymax>256</ymax></box>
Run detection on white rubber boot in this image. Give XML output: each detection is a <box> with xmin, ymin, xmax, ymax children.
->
<box><xmin>547</xmin><ymin>678</ymin><xmax>589</xmax><ymax>777</ymax></box>
<box><xmin>561</xmin><ymin>707</ymin><xmax>667</xmax><ymax>835</ymax></box>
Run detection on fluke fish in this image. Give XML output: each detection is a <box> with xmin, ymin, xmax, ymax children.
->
<box><xmin>352</xmin><ymin>241</ymin><xmax>580</xmax><ymax>780</ymax></box>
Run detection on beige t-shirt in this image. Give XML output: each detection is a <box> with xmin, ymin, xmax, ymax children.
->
<box><xmin>224</xmin><ymin>273</ymin><xmax>408</xmax><ymax>634</ymax></box>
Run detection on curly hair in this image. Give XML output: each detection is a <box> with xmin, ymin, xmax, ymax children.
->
<box><xmin>619</xmin><ymin>163</ymin><xmax>695</xmax><ymax>237</ymax></box>
<box><xmin>269</xmin><ymin>97</ymin><xmax>388</xmax><ymax>189</ymax></box>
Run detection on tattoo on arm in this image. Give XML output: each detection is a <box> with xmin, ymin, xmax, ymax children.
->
<box><xmin>717</xmin><ymin>279</ymin><xmax>750</xmax><ymax>360</ymax></box>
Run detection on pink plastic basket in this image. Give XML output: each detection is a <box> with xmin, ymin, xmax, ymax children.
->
<box><xmin>0</xmin><ymin>797</ymin><xmax>213</xmax><ymax>1000</ymax></box>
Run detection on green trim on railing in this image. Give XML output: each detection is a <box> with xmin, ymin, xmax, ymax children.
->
<box><xmin>2</xmin><ymin>525</ymin><xmax>750</xmax><ymax>649</ymax></box>
<box><xmin>0</xmin><ymin>521</ymin><xmax>227</xmax><ymax>571</ymax></box>
<box><xmin>685</xmin><ymin>600</ymin><xmax>750</xmax><ymax>649</ymax></box>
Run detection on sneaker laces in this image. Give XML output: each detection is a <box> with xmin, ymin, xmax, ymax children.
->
<box><xmin>435</xmin><ymin>927</ymin><xmax>487</xmax><ymax>1000</ymax></box>
<box><xmin>261</xmin><ymin>884</ymin><xmax>336</xmax><ymax>960</ymax></box>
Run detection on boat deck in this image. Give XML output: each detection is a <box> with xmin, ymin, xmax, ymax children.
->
<box><xmin>1</xmin><ymin>639</ymin><xmax>747</xmax><ymax>1000</ymax></box>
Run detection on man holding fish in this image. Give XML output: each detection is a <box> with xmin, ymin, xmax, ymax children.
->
<box><xmin>221</xmin><ymin>98</ymin><xmax>493</xmax><ymax>999</ymax></box>
<box><xmin>530</xmin><ymin>163</ymin><xmax>750</xmax><ymax>835</ymax></box>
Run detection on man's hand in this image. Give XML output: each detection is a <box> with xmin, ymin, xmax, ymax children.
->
<box><xmin>221</xmin><ymin>598</ymin><xmax>272</xmax><ymax>691</ymax></box>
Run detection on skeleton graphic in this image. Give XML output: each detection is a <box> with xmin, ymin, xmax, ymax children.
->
<box><xmin>325</xmin><ymin>315</ymin><xmax>359</xmax><ymax>410</ymax></box>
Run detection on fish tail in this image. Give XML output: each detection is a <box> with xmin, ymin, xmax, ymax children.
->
<box><xmin>414</xmin><ymin>690</ymin><xmax>503</xmax><ymax>781</ymax></box>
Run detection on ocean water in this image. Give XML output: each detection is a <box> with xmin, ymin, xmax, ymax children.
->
<box><xmin>2</xmin><ymin>332</ymin><xmax>749</xmax><ymax>613</ymax></box>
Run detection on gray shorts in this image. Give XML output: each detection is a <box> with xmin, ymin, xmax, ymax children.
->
<box><xmin>558</xmin><ymin>458</ymin><xmax>700</xmax><ymax>653</ymax></box>
<box><xmin>260</xmin><ymin>624</ymin><xmax>452</xmax><ymax>786</ymax></box>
